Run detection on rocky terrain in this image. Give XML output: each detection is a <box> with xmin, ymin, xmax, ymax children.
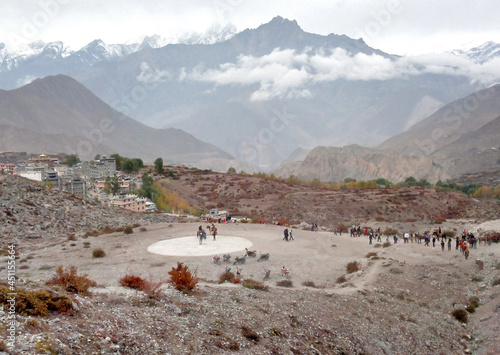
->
<box><xmin>0</xmin><ymin>174</ymin><xmax>177</xmax><ymax>244</ymax></box>
<box><xmin>1</xmin><ymin>172</ymin><xmax>500</xmax><ymax>354</ymax></box>
<box><xmin>160</xmin><ymin>167</ymin><xmax>499</xmax><ymax>228</ymax></box>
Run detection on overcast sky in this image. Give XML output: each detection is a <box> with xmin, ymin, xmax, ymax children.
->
<box><xmin>1</xmin><ymin>0</ymin><xmax>500</xmax><ymax>55</ymax></box>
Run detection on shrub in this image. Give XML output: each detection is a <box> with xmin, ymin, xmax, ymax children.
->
<box><xmin>0</xmin><ymin>286</ymin><xmax>74</xmax><ymax>316</ymax></box>
<box><xmin>92</xmin><ymin>248</ymin><xmax>106</xmax><ymax>258</ymax></box>
<box><xmin>242</xmin><ymin>279</ymin><xmax>268</xmax><ymax>291</ymax></box>
<box><xmin>382</xmin><ymin>241</ymin><xmax>392</xmax><ymax>248</ymax></box>
<box><xmin>466</xmin><ymin>304</ymin><xmax>476</xmax><ymax>313</ymax></box>
<box><xmin>123</xmin><ymin>226</ymin><xmax>134</xmax><ymax>234</ymax></box>
<box><xmin>120</xmin><ymin>275</ymin><xmax>146</xmax><ymax>290</ymax></box>
<box><xmin>365</xmin><ymin>252</ymin><xmax>378</xmax><ymax>258</ymax></box>
<box><xmin>493</xmin><ymin>278</ymin><xmax>500</xmax><ymax>286</ymax></box>
<box><xmin>383</xmin><ymin>227</ymin><xmax>399</xmax><ymax>236</ymax></box>
<box><xmin>346</xmin><ymin>261</ymin><xmax>361</xmax><ymax>274</ymax></box>
<box><xmin>442</xmin><ymin>230</ymin><xmax>456</xmax><ymax>238</ymax></box>
<box><xmin>336</xmin><ymin>275</ymin><xmax>347</xmax><ymax>284</ymax></box>
<box><xmin>241</xmin><ymin>325</ymin><xmax>260</xmax><ymax>342</ymax></box>
<box><xmin>100</xmin><ymin>226</ymin><xmax>115</xmax><ymax>235</ymax></box>
<box><xmin>471</xmin><ymin>276</ymin><xmax>484</xmax><ymax>282</ymax></box>
<box><xmin>139</xmin><ymin>227</ymin><xmax>148</xmax><ymax>232</ymax></box>
<box><xmin>374</xmin><ymin>244</ymin><xmax>382</xmax><ymax>248</ymax></box>
<box><xmin>46</xmin><ymin>266</ymin><xmax>97</xmax><ymax>294</ymax></box>
<box><xmin>119</xmin><ymin>274</ymin><xmax>163</xmax><ymax>298</ymax></box>
<box><xmin>469</xmin><ymin>296</ymin><xmax>480</xmax><ymax>308</ymax></box>
<box><xmin>276</xmin><ymin>280</ymin><xmax>293</xmax><ymax>287</ymax></box>
<box><xmin>218</xmin><ymin>271</ymin><xmax>235</xmax><ymax>284</ymax></box>
<box><xmin>168</xmin><ymin>262</ymin><xmax>199</xmax><ymax>294</ymax></box>
<box><xmin>451</xmin><ymin>309</ymin><xmax>468</xmax><ymax>323</ymax></box>
<box><xmin>302</xmin><ymin>280</ymin><xmax>317</xmax><ymax>288</ymax></box>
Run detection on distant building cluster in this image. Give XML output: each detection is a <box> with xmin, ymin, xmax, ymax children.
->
<box><xmin>0</xmin><ymin>152</ymin><xmax>157</xmax><ymax>213</ymax></box>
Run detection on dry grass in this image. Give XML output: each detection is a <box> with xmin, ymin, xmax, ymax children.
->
<box><xmin>346</xmin><ymin>261</ymin><xmax>361</xmax><ymax>274</ymax></box>
<box><xmin>0</xmin><ymin>286</ymin><xmax>74</xmax><ymax>316</ymax></box>
<box><xmin>276</xmin><ymin>280</ymin><xmax>293</xmax><ymax>287</ymax></box>
<box><xmin>242</xmin><ymin>279</ymin><xmax>268</xmax><ymax>291</ymax></box>
<box><xmin>92</xmin><ymin>248</ymin><xmax>106</xmax><ymax>258</ymax></box>
<box><xmin>451</xmin><ymin>309</ymin><xmax>468</xmax><ymax>323</ymax></box>
<box><xmin>46</xmin><ymin>266</ymin><xmax>97</xmax><ymax>294</ymax></box>
<box><xmin>336</xmin><ymin>275</ymin><xmax>347</xmax><ymax>284</ymax></box>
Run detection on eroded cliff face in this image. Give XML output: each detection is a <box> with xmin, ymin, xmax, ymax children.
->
<box><xmin>277</xmin><ymin>145</ymin><xmax>449</xmax><ymax>183</ymax></box>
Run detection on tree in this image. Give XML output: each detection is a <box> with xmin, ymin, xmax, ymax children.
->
<box><xmin>63</xmin><ymin>154</ymin><xmax>80</xmax><ymax>167</ymax></box>
<box><xmin>154</xmin><ymin>158</ymin><xmax>164</xmax><ymax>174</ymax></box>
<box><xmin>132</xmin><ymin>158</ymin><xmax>144</xmax><ymax>170</ymax></box>
<box><xmin>110</xmin><ymin>154</ymin><xmax>124</xmax><ymax>171</ymax></box>
<box><xmin>104</xmin><ymin>176</ymin><xmax>120</xmax><ymax>195</ymax></box>
<box><xmin>94</xmin><ymin>154</ymin><xmax>101</xmax><ymax>161</ymax></box>
<box><xmin>227</xmin><ymin>167</ymin><xmax>236</xmax><ymax>174</ymax></box>
<box><xmin>121</xmin><ymin>159</ymin><xmax>135</xmax><ymax>173</ymax></box>
<box><xmin>403</xmin><ymin>176</ymin><xmax>418</xmax><ymax>186</ymax></box>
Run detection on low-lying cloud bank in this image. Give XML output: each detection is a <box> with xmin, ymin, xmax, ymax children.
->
<box><xmin>172</xmin><ymin>47</ymin><xmax>500</xmax><ymax>101</ymax></box>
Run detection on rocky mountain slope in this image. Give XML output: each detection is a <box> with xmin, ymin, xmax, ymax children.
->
<box><xmin>275</xmin><ymin>144</ymin><xmax>449</xmax><ymax>183</ymax></box>
<box><xmin>276</xmin><ymin>85</ymin><xmax>500</xmax><ymax>182</ymax></box>
<box><xmin>0</xmin><ymin>75</ymin><xmax>236</xmax><ymax>167</ymax></box>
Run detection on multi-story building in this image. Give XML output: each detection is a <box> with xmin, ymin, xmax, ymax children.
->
<box><xmin>87</xmin><ymin>158</ymin><xmax>116</xmax><ymax>179</ymax></box>
<box><xmin>61</xmin><ymin>177</ymin><xmax>87</xmax><ymax>196</ymax></box>
<box><xmin>110</xmin><ymin>194</ymin><xmax>147</xmax><ymax>212</ymax></box>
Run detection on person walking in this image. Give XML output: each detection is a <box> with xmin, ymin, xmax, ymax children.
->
<box><xmin>447</xmin><ymin>238</ymin><xmax>451</xmax><ymax>251</ymax></box>
<box><xmin>289</xmin><ymin>229</ymin><xmax>294</xmax><ymax>241</ymax></box>
<box><xmin>441</xmin><ymin>239</ymin><xmax>445</xmax><ymax>252</ymax></box>
<box><xmin>283</xmin><ymin>228</ymin><xmax>289</xmax><ymax>242</ymax></box>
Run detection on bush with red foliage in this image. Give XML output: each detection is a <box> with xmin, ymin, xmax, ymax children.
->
<box><xmin>119</xmin><ymin>274</ymin><xmax>163</xmax><ymax>298</ymax></box>
<box><xmin>168</xmin><ymin>262</ymin><xmax>199</xmax><ymax>294</ymax></box>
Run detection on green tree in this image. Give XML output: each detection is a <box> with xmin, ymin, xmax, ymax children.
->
<box><xmin>104</xmin><ymin>176</ymin><xmax>120</xmax><ymax>195</ymax></box>
<box><xmin>154</xmin><ymin>158</ymin><xmax>164</xmax><ymax>174</ymax></box>
<box><xmin>344</xmin><ymin>177</ymin><xmax>356</xmax><ymax>183</ymax></box>
<box><xmin>122</xmin><ymin>159</ymin><xmax>135</xmax><ymax>173</ymax></box>
<box><xmin>138</xmin><ymin>173</ymin><xmax>155</xmax><ymax>199</ymax></box>
<box><xmin>94</xmin><ymin>154</ymin><xmax>101</xmax><ymax>161</ymax></box>
<box><xmin>132</xmin><ymin>158</ymin><xmax>144</xmax><ymax>170</ymax></box>
<box><xmin>403</xmin><ymin>176</ymin><xmax>418</xmax><ymax>186</ymax></box>
<box><xmin>63</xmin><ymin>154</ymin><xmax>80</xmax><ymax>167</ymax></box>
<box><xmin>110</xmin><ymin>154</ymin><xmax>124</xmax><ymax>171</ymax></box>
<box><xmin>227</xmin><ymin>167</ymin><xmax>236</xmax><ymax>174</ymax></box>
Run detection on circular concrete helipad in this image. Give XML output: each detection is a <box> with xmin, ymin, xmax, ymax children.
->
<box><xmin>147</xmin><ymin>236</ymin><xmax>253</xmax><ymax>256</ymax></box>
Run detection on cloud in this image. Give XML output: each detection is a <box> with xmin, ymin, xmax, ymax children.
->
<box><xmin>184</xmin><ymin>47</ymin><xmax>500</xmax><ymax>101</ymax></box>
<box><xmin>136</xmin><ymin>62</ymin><xmax>171</xmax><ymax>84</ymax></box>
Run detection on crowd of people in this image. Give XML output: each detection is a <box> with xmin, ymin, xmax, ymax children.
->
<box><xmin>346</xmin><ymin>225</ymin><xmax>478</xmax><ymax>260</ymax></box>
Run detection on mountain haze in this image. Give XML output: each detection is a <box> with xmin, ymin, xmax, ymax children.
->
<box><xmin>0</xmin><ymin>75</ymin><xmax>235</xmax><ymax>167</ymax></box>
<box><xmin>1</xmin><ymin>17</ymin><xmax>488</xmax><ymax>170</ymax></box>
<box><xmin>276</xmin><ymin>85</ymin><xmax>500</xmax><ymax>183</ymax></box>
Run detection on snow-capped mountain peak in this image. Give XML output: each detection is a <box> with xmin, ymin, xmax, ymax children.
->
<box><xmin>452</xmin><ymin>41</ymin><xmax>500</xmax><ymax>63</ymax></box>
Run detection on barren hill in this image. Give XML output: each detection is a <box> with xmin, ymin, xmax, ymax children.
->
<box><xmin>0</xmin><ymin>75</ymin><xmax>234</xmax><ymax>166</ymax></box>
<box><xmin>378</xmin><ymin>84</ymin><xmax>500</xmax><ymax>156</ymax></box>
<box><xmin>275</xmin><ymin>144</ymin><xmax>449</xmax><ymax>184</ymax></box>
<box><xmin>158</xmin><ymin>167</ymin><xmax>499</xmax><ymax>227</ymax></box>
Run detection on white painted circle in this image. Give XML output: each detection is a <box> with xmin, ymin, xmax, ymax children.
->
<box><xmin>147</xmin><ymin>236</ymin><xmax>253</xmax><ymax>256</ymax></box>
